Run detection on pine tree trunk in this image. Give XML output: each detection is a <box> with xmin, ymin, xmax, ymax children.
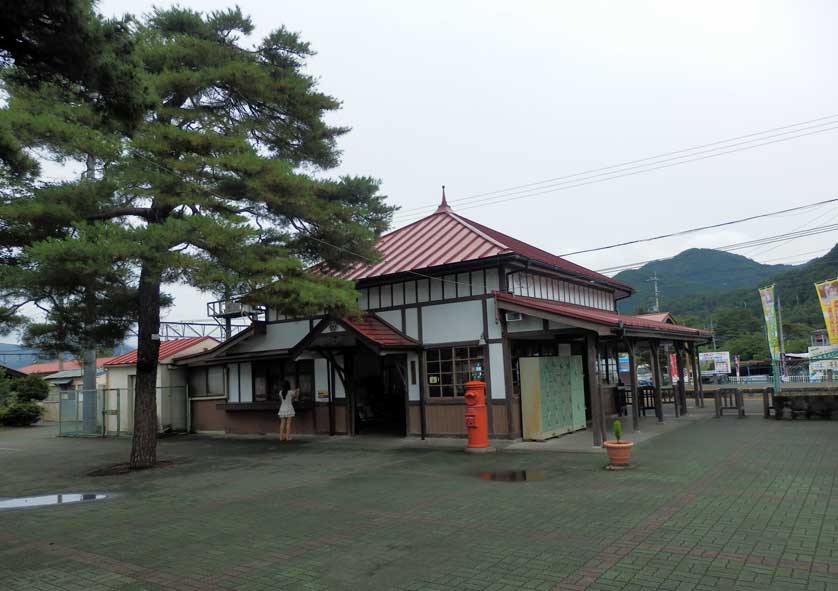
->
<box><xmin>129</xmin><ymin>262</ymin><xmax>162</xmax><ymax>468</ymax></box>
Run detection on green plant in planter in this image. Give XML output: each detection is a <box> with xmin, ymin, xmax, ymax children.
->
<box><xmin>613</xmin><ymin>419</ymin><xmax>622</xmax><ymax>442</ymax></box>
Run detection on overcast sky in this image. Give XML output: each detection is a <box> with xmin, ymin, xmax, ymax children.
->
<box><xmin>86</xmin><ymin>1</ymin><xmax>838</xmax><ymax>321</ymax></box>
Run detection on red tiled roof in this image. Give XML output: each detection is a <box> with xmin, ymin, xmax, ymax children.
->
<box><xmin>104</xmin><ymin>337</ymin><xmax>219</xmax><ymax>366</ymax></box>
<box><xmin>20</xmin><ymin>357</ymin><xmax>117</xmax><ymax>375</ymax></box>
<box><xmin>494</xmin><ymin>292</ymin><xmax>712</xmax><ymax>339</ymax></box>
<box><xmin>342</xmin><ymin>314</ymin><xmax>418</xmax><ymax>348</ymax></box>
<box><xmin>327</xmin><ymin>203</ymin><xmax>632</xmax><ymax>293</ymax></box>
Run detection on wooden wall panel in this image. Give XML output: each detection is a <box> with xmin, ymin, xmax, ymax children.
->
<box><xmin>491</xmin><ymin>402</ymin><xmax>508</xmax><ymax>435</ymax></box>
<box><xmin>510</xmin><ymin>395</ymin><xmax>522</xmax><ymax>438</ymax></box>
<box><xmin>191</xmin><ymin>400</ymin><xmax>317</xmax><ymax>435</ymax></box>
<box><xmin>191</xmin><ymin>399</ymin><xmax>227</xmax><ymax>432</ymax></box>
<box><xmin>425</xmin><ymin>403</ymin><xmax>467</xmax><ymax>435</ymax></box>
<box><xmin>407</xmin><ymin>404</ymin><xmax>422</xmax><ymax>435</ymax></box>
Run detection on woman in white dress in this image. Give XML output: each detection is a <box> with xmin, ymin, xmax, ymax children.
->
<box><xmin>277</xmin><ymin>380</ymin><xmax>299</xmax><ymax>441</ymax></box>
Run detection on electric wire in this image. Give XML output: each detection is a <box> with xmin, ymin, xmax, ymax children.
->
<box><xmin>395</xmin><ymin>115</ymin><xmax>838</xmax><ymax>220</ymax></box>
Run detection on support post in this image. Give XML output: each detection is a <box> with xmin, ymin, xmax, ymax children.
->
<box><xmin>625</xmin><ymin>339</ymin><xmax>640</xmax><ymax>432</ymax></box>
<box><xmin>419</xmin><ymin>350</ymin><xmax>428</xmax><ymax>440</ymax></box>
<box><xmin>650</xmin><ymin>340</ymin><xmax>664</xmax><ymax>422</ymax></box>
<box><xmin>585</xmin><ymin>333</ymin><xmax>604</xmax><ymax>446</ymax></box>
<box><xmin>675</xmin><ymin>343</ymin><xmax>688</xmax><ymax>416</ymax></box>
<box><xmin>693</xmin><ymin>344</ymin><xmax>705</xmax><ymax>408</ymax></box>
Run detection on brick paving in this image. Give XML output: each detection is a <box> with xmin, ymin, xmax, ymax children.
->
<box><xmin>1</xmin><ymin>415</ymin><xmax>837</xmax><ymax>590</ymax></box>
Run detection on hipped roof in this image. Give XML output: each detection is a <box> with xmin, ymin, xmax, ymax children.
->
<box><xmin>324</xmin><ymin>198</ymin><xmax>633</xmax><ymax>295</ymax></box>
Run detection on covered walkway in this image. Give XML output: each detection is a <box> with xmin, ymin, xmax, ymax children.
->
<box><xmin>495</xmin><ymin>292</ymin><xmax>713</xmax><ymax>447</ymax></box>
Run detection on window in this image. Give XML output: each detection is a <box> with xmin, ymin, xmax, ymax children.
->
<box><xmin>188</xmin><ymin>366</ymin><xmax>226</xmax><ymax>397</ymax></box>
<box><xmin>426</xmin><ymin>346</ymin><xmax>484</xmax><ymax>398</ymax></box>
<box><xmin>207</xmin><ymin>366</ymin><xmax>224</xmax><ymax>394</ymax></box>
<box><xmin>252</xmin><ymin>359</ymin><xmax>314</xmax><ymax>403</ymax></box>
<box><xmin>188</xmin><ymin>370</ymin><xmax>207</xmax><ymax>396</ymax></box>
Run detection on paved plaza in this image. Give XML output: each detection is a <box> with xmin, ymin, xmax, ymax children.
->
<box><xmin>1</xmin><ymin>413</ymin><xmax>837</xmax><ymax>590</ymax></box>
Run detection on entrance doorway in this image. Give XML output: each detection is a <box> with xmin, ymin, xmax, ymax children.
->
<box><xmin>352</xmin><ymin>351</ymin><xmax>407</xmax><ymax>436</ymax></box>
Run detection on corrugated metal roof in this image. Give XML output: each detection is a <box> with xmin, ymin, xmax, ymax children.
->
<box><xmin>494</xmin><ymin>292</ymin><xmax>712</xmax><ymax>339</ymax></box>
<box><xmin>104</xmin><ymin>337</ymin><xmax>218</xmax><ymax>366</ymax></box>
<box><xmin>327</xmin><ymin>200</ymin><xmax>632</xmax><ymax>293</ymax></box>
<box><xmin>43</xmin><ymin>369</ymin><xmax>84</xmax><ymax>380</ymax></box>
<box><xmin>20</xmin><ymin>357</ymin><xmax>117</xmax><ymax>375</ymax></box>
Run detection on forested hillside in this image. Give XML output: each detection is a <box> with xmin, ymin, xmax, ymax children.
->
<box><xmin>614</xmin><ymin>249</ymin><xmax>792</xmax><ymax>313</ymax></box>
<box><xmin>614</xmin><ymin>245</ymin><xmax>838</xmax><ymax>360</ymax></box>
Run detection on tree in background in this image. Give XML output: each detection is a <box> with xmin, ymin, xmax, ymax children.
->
<box><xmin>0</xmin><ymin>0</ymin><xmax>145</xmax><ymax>176</ymax></box>
<box><xmin>1</xmin><ymin>7</ymin><xmax>393</xmax><ymax>468</ymax></box>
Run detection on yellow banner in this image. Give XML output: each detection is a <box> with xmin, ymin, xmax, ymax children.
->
<box><xmin>759</xmin><ymin>286</ymin><xmax>781</xmax><ymax>361</ymax></box>
<box><xmin>815</xmin><ymin>279</ymin><xmax>838</xmax><ymax>345</ymax></box>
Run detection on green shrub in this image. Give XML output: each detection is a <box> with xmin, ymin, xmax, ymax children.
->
<box><xmin>0</xmin><ymin>402</ymin><xmax>44</xmax><ymax>427</ymax></box>
<box><xmin>12</xmin><ymin>376</ymin><xmax>49</xmax><ymax>402</ymax></box>
<box><xmin>613</xmin><ymin>419</ymin><xmax>622</xmax><ymax>442</ymax></box>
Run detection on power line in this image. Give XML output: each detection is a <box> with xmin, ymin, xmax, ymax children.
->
<box><xmin>100</xmin><ymin>146</ymin><xmax>838</xmax><ymax>291</ymax></box>
<box><xmin>128</xmin><ymin>152</ymin><xmax>475</xmax><ymax>289</ymax></box>
<box><xmin>595</xmin><ymin>225</ymin><xmax>838</xmax><ymax>274</ymax></box>
<box><xmin>563</xmin><ymin>197</ymin><xmax>838</xmax><ymax>258</ymax></box>
<box><xmin>395</xmin><ymin>114</ymin><xmax>838</xmax><ymax>219</ymax></box>
<box><xmin>742</xmin><ymin>204</ymin><xmax>838</xmax><ymax>259</ymax></box>
<box><xmin>404</xmin><ymin>125</ymin><xmax>838</xmax><ymax>221</ymax></box>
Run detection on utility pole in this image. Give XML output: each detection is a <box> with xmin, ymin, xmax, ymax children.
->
<box><xmin>647</xmin><ymin>272</ymin><xmax>661</xmax><ymax>313</ymax></box>
<box><xmin>709</xmin><ymin>319</ymin><xmax>717</xmax><ymax>350</ymax></box>
<box><xmin>81</xmin><ymin>154</ymin><xmax>98</xmax><ymax>434</ymax></box>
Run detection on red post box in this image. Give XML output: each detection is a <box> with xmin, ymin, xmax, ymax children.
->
<box><xmin>463</xmin><ymin>380</ymin><xmax>489</xmax><ymax>450</ymax></box>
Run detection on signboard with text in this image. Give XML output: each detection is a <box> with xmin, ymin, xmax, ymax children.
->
<box><xmin>699</xmin><ymin>351</ymin><xmax>731</xmax><ymax>375</ymax></box>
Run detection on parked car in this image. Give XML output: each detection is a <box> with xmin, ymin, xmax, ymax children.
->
<box><xmin>636</xmin><ymin>370</ymin><xmax>653</xmax><ymax>387</ymax></box>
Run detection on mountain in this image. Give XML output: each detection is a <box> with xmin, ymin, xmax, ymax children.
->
<box><xmin>623</xmin><ymin>244</ymin><xmax>838</xmax><ymax>360</ymax></box>
<box><xmin>0</xmin><ymin>343</ymin><xmax>39</xmax><ymax>369</ymax></box>
<box><xmin>614</xmin><ymin>248</ymin><xmax>794</xmax><ymax>314</ymax></box>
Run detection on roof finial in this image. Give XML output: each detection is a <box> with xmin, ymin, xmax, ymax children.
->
<box><xmin>436</xmin><ymin>184</ymin><xmax>452</xmax><ymax>213</ymax></box>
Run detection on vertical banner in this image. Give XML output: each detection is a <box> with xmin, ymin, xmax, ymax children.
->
<box><xmin>759</xmin><ymin>286</ymin><xmax>781</xmax><ymax>361</ymax></box>
<box><xmin>815</xmin><ymin>279</ymin><xmax>838</xmax><ymax>345</ymax></box>
<box><xmin>669</xmin><ymin>353</ymin><xmax>678</xmax><ymax>382</ymax></box>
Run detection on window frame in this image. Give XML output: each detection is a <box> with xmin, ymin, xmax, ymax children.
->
<box><xmin>425</xmin><ymin>346</ymin><xmax>485</xmax><ymax>399</ymax></box>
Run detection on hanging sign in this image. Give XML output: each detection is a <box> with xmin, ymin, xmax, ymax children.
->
<box><xmin>759</xmin><ymin>285</ymin><xmax>781</xmax><ymax>361</ymax></box>
<box><xmin>815</xmin><ymin>279</ymin><xmax>838</xmax><ymax>345</ymax></box>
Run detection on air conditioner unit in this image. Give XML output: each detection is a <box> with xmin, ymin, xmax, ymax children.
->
<box><xmin>222</xmin><ymin>301</ymin><xmax>252</xmax><ymax>317</ymax></box>
<box><xmin>505</xmin><ymin>311</ymin><xmax>524</xmax><ymax>322</ymax></box>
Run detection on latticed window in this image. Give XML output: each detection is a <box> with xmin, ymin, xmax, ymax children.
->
<box><xmin>426</xmin><ymin>346</ymin><xmax>484</xmax><ymax>398</ymax></box>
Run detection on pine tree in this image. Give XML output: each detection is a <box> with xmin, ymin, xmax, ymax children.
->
<box><xmin>1</xmin><ymin>7</ymin><xmax>394</xmax><ymax>467</ymax></box>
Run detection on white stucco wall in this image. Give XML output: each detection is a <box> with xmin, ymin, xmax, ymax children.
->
<box><xmin>421</xmin><ymin>300</ymin><xmax>484</xmax><ymax>344</ymax></box>
<box><xmin>375</xmin><ymin>310</ymin><xmax>402</xmax><ymax>331</ymax></box>
<box><xmin>231</xmin><ymin>320</ymin><xmax>310</xmax><ymax>353</ymax></box>
<box><xmin>404</xmin><ymin>308</ymin><xmax>419</xmax><ymax>339</ymax></box>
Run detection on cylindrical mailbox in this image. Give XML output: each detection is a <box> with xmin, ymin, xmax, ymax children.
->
<box><xmin>463</xmin><ymin>380</ymin><xmax>489</xmax><ymax>449</ymax></box>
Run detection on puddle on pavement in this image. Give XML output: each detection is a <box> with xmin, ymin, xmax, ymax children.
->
<box><xmin>478</xmin><ymin>470</ymin><xmax>545</xmax><ymax>482</ymax></box>
<box><xmin>0</xmin><ymin>493</ymin><xmax>108</xmax><ymax>511</ymax></box>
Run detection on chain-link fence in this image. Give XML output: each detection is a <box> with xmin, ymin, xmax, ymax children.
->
<box><xmin>58</xmin><ymin>386</ymin><xmax>188</xmax><ymax>437</ymax></box>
